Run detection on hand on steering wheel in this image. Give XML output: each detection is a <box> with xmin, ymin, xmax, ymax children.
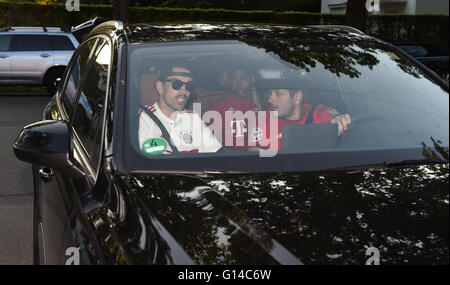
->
<box><xmin>330</xmin><ymin>114</ymin><xmax>352</xmax><ymax>136</ymax></box>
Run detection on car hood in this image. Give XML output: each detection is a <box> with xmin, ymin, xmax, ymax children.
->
<box><xmin>128</xmin><ymin>164</ymin><xmax>448</xmax><ymax>265</ymax></box>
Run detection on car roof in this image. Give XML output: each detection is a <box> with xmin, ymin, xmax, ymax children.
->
<box><xmin>87</xmin><ymin>21</ymin><xmax>387</xmax><ymax>47</ymax></box>
<box><xmin>0</xmin><ymin>26</ymin><xmax>66</xmax><ymax>33</ymax></box>
<box><xmin>123</xmin><ymin>23</ymin><xmax>379</xmax><ymax>44</ymax></box>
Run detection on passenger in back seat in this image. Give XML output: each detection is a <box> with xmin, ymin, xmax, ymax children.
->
<box><xmin>207</xmin><ymin>68</ymin><xmax>263</xmax><ymax>149</ymax></box>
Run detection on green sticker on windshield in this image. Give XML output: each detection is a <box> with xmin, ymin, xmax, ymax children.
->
<box><xmin>142</xmin><ymin>138</ymin><xmax>167</xmax><ymax>155</ymax></box>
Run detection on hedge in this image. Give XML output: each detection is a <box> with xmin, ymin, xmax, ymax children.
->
<box><xmin>0</xmin><ymin>1</ymin><xmax>448</xmax><ymax>51</ymax></box>
<box><xmin>367</xmin><ymin>14</ymin><xmax>449</xmax><ymax>50</ymax></box>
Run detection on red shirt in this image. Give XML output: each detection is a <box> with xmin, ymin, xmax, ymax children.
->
<box><xmin>248</xmin><ymin>104</ymin><xmax>336</xmax><ymax>151</ymax></box>
<box><xmin>208</xmin><ymin>93</ymin><xmax>257</xmax><ymax>148</ymax></box>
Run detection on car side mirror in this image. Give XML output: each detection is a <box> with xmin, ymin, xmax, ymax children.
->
<box><xmin>13</xmin><ymin>120</ymin><xmax>84</xmax><ymax>180</ymax></box>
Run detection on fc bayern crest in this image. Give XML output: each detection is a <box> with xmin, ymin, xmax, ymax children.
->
<box><xmin>328</xmin><ymin>108</ymin><xmax>340</xmax><ymax>117</ymax></box>
<box><xmin>250</xmin><ymin>128</ymin><xmax>263</xmax><ymax>142</ymax></box>
<box><xmin>182</xmin><ymin>132</ymin><xmax>193</xmax><ymax>145</ymax></box>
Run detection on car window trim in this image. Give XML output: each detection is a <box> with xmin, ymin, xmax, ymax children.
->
<box><xmin>57</xmin><ymin>37</ymin><xmax>101</xmax><ymax>183</ymax></box>
<box><xmin>87</xmin><ymin>36</ymin><xmax>114</xmax><ymax>179</ymax></box>
<box><xmin>67</xmin><ymin>38</ymin><xmax>101</xmax><ymax>183</ymax></box>
<box><xmin>58</xmin><ymin>38</ymin><xmax>99</xmax><ymax>120</ymax></box>
<box><xmin>71</xmin><ymin>38</ymin><xmax>102</xmax><ymax>182</ymax></box>
<box><xmin>70</xmin><ymin>35</ymin><xmax>113</xmax><ymax>184</ymax></box>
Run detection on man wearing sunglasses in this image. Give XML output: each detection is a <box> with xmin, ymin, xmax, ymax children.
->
<box><xmin>138</xmin><ymin>63</ymin><xmax>222</xmax><ymax>155</ymax></box>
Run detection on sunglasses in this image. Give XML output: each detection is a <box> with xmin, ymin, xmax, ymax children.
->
<box><xmin>163</xmin><ymin>79</ymin><xmax>195</xmax><ymax>92</ymax></box>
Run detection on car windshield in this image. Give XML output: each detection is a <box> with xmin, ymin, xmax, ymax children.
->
<box><xmin>125</xmin><ymin>39</ymin><xmax>449</xmax><ymax>172</ymax></box>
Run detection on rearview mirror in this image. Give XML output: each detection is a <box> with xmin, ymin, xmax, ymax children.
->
<box><xmin>13</xmin><ymin>120</ymin><xmax>84</xmax><ymax>180</ymax></box>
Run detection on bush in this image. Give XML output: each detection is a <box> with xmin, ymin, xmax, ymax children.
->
<box><xmin>367</xmin><ymin>14</ymin><xmax>449</xmax><ymax>51</ymax></box>
<box><xmin>0</xmin><ymin>1</ymin><xmax>112</xmax><ymax>30</ymax></box>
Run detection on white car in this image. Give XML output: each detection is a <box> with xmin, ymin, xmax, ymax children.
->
<box><xmin>0</xmin><ymin>26</ymin><xmax>79</xmax><ymax>94</ymax></box>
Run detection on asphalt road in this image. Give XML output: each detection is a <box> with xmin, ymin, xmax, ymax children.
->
<box><xmin>0</xmin><ymin>94</ymin><xmax>50</xmax><ymax>265</ymax></box>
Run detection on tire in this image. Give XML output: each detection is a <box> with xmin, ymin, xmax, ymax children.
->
<box><xmin>44</xmin><ymin>68</ymin><xmax>64</xmax><ymax>95</ymax></box>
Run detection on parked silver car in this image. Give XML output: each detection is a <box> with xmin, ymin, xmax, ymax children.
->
<box><xmin>0</xmin><ymin>26</ymin><xmax>79</xmax><ymax>94</ymax></box>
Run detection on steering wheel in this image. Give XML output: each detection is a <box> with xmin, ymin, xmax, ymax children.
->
<box><xmin>346</xmin><ymin>113</ymin><xmax>386</xmax><ymax>130</ymax></box>
<box><xmin>335</xmin><ymin>113</ymin><xmax>387</xmax><ymax>147</ymax></box>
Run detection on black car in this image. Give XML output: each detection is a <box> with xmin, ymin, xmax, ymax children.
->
<box><xmin>396</xmin><ymin>43</ymin><xmax>449</xmax><ymax>81</ymax></box>
<box><xmin>13</xmin><ymin>21</ymin><xmax>449</xmax><ymax>265</ymax></box>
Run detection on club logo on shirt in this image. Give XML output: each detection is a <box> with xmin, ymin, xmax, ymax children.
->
<box><xmin>250</xmin><ymin>128</ymin><xmax>263</xmax><ymax>142</ymax></box>
<box><xmin>230</xmin><ymin>120</ymin><xmax>247</xmax><ymax>137</ymax></box>
<box><xmin>328</xmin><ymin>108</ymin><xmax>340</xmax><ymax>117</ymax></box>
<box><xmin>181</xmin><ymin>130</ymin><xmax>193</xmax><ymax>145</ymax></box>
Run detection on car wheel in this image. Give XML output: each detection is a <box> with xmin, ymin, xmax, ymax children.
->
<box><xmin>44</xmin><ymin>69</ymin><xmax>64</xmax><ymax>95</ymax></box>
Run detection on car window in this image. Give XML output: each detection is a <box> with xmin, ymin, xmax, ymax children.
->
<box><xmin>60</xmin><ymin>38</ymin><xmax>97</xmax><ymax>117</ymax></box>
<box><xmin>72</xmin><ymin>38</ymin><xmax>111</xmax><ymax>167</ymax></box>
<box><xmin>50</xmin><ymin>35</ymin><xmax>75</xmax><ymax>50</ymax></box>
<box><xmin>397</xmin><ymin>45</ymin><xmax>419</xmax><ymax>56</ymax></box>
<box><xmin>0</xmin><ymin>35</ymin><xmax>12</xmax><ymax>51</ymax></box>
<box><xmin>415</xmin><ymin>46</ymin><xmax>428</xmax><ymax>57</ymax></box>
<box><xmin>125</xmin><ymin>40</ymin><xmax>449</xmax><ymax>172</ymax></box>
<box><xmin>15</xmin><ymin>35</ymin><xmax>50</xmax><ymax>51</ymax></box>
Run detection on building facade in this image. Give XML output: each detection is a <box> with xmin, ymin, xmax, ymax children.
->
<box><xmin>321</xmin><ymin>0</ymin><xmax>449</xmax><ymax>15</ymax></box>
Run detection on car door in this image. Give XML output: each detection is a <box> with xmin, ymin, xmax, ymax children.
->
<box><xmin>70</xmin><ymin>36</ymin><xmax>111</xmax><ymax>185</ymax></box>
<box><xmin>35</xmin><ymin>37</ymin><xmax>109</xmax><ymax>264</ymax></box>
<box><xmin>65</xmin><ymin>36</ymin><xmax>113</xmax><ymax>264</ymax></box>
<box><xmin>0</xmin><ymin>34</ymin><xmax>13</xmax><ymax>82</ymax></box>
<box><xmin>11</xmin><ymin>34</ymin><xmax>54</xmax><ymax>84</ymax></box>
